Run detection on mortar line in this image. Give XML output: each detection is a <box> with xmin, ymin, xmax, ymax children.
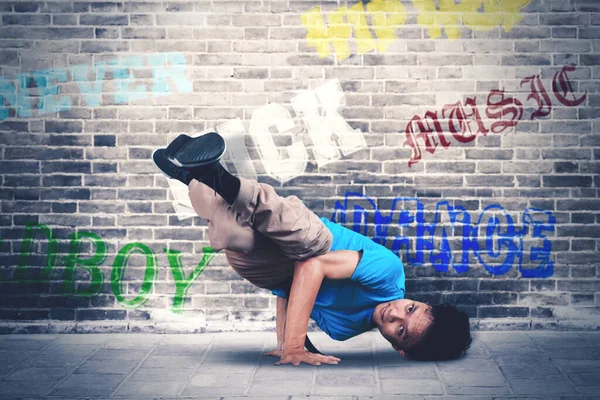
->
<box><xmin>433</xmin><ymin>359</ymin><xmax>448</xmax><ymax>396</ymax></box>
<box><xmin>176</xmin><ymin>333</ymin><xmax>216</xmax><ymax>396</ymax></box>
<box><xmin>0</xmin><ymin>333</ymin><xmax>59</xmax><ymax>381</ymax></box>
<box><xmin>525</xmin><ymin>331</ymin><xmax>579</xmax><ymax>390</ymax></box>
<box><xmin>243</xmin><ymin>334</ymin><xmax>266</xmax><ymax>395</ymax></box>
<box><xmin>44</xmin><ymin>334</ymin><xmax>112</xmax><ymax>397</ymax></box>
<box><xmin>479</xmin><ymin>335</ymin><xmax>515</xmax><ymax>396</ymax></box>
<box><xmin>371</xmin><ymin>333</ymin><xmax>382</xmax><ymax>395</ymax></box>
<box><xmin>109</xmin><ymin>334</ymin><xmax>165</xmax><ymax>397</ymax></box>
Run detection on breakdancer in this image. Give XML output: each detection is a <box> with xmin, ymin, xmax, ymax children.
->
<box><xmin>153</xmin><ymin>133</ymin><xmax>472</xmax><ymax>366</ymax></box>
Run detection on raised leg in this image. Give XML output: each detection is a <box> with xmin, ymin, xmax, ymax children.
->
<box><xmin>230</xmin><ymin>176</ymin><xmax>332</xmax><ymax>261</ymax></box>
<box><xmin>188</xmin><ymin>178</ymin><xmax>294</xmax><ymax>289</ymax></box>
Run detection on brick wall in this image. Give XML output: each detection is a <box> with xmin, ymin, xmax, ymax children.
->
<box><xmin>0</xmin><ymin>0</ymin><xmax>599</xmax><ymax>334</ymax></box>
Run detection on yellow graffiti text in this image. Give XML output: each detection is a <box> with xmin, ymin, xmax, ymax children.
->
<box><xmin>302</xmin><ymin>0</ymin><xmax>531</xmax><ymax>60</ymax></box>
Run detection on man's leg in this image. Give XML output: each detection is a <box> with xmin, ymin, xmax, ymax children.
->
<box><xmin>230</xmin><ymin>176</ymin><xmax>332</xmax><ymax>261</ymax></box>
<box><xmin>158</xmin><ymin>133</ymin><xmax>332</xmax><ymax>281</ymax></box>
<box><xmin>188</xmin><ymin>178</ymin><xmax>296</xmax><ymax>289</ymax></box>
<box><xmin>172</xmin><ymin>133</ymin><xmax>333</xmax><ymax>262</ymax></box>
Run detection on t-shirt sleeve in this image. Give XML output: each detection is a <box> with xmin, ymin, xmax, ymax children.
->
<box><xmin>349</xmin><ymin>244</ymin><xmax>405</xmax><ymax>296</ymax></box>
<box><xmin>271</xmin><ymin>288</ymin><xmax>288</xmax><ymax>298</ymax></box>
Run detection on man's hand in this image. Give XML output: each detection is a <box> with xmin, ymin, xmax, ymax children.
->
<box><xmin>276</xmin><ymin>349</ymin><xmax>341</xmax><ymax>366</ymax></box>
<box><xmin>260</xmin><ymin>349</ymin><xmax>283</xmax><ymax>358</ymax></box>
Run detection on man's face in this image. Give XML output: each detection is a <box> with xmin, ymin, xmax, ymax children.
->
<box><xmin>372</xmin><ymin>299</ymin><xmax>432</xmax><ymax>357</ymax></box>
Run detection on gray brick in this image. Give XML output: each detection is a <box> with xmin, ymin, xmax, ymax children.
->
<box><xmin>80</xmin><ymin>14</ymin><xmax>128</xmax><ymax>26</ymax></box>
<box><xmin>543</xmin><ymin>175</ymin><xmax>594</xmax><ymax>187</ymax></box>
<box><xmin>478</xmin><ymin>306</ymin><xmax>529</xmax><ymax>318</ymax></box>
<box><xmin>3</xmin><ymin>14</ymin><xmax>51</xmax><ymax>25</ymax></box>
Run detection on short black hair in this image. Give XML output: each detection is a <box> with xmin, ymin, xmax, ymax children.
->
<box><xmin>404</xmin><ymin>303</ymin><xmax>472</xmax><ymax>361</ymax></box>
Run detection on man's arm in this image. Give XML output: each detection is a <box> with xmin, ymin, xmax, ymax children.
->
<box><xmin>261</xmin><ymin>295</ymin><xmax>288</xmax><ymax>358</ymax></box>
<box><xmin>276</xmin><ymin>295</ymin><xmax>287</xmax><ymax>352</ymax></box>
<box><xmin>276</xmin><ymin>250</ymin><xmax>362</xmax><ymax>366</ymax></box>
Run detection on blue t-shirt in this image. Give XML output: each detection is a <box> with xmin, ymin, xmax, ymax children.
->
<box><xmin>272</xmin><ymin>217</ymin><xmax>405</xmax><ymax>341</ymax></box>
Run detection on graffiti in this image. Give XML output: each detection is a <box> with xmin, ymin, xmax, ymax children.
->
<box><xmin>404</xmin><ymin>65</ymin><xmax>587</xmax><ymax>166</ymax></box>
<box><xmin>303</xmin><ymin>0</ymin><xmax>406</xmax><ymax>60</ymax></box>
<box><xmin>413</xmin><ymin>0</ymin><xmax>532</xmax><ymax>40</ymax></box>
<box><xmin>303</xmin><ymin>0</ymin><xmax>531</xmax><ymax>61</ymax></box>
<box><xmin>169</xmin><ymin>79</ymin><xmax>367</xmax><ymax>219</ymax></box>
<box><xmin>6</xmin><ymin>223</ymin><xmax>216</xmax><ymax>314</ymax></box>
<box><xmin>331</xmin><ymin>192</ymin><xmax>555</xmax><ymax>278</ymax></box>
<box><xmin>0</xmin><ymin>52</ymin><xmax>191</xmax><ymax>120</ymax></box>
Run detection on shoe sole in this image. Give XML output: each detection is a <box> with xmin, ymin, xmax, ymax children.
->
<box><xmin>171</xmin><ymin>134</ymin><xmax>227</xmax><ymax>168</ymax></box>
<box><xmin>152</xmin><ymin>148</ymin><xmax>175</xmax><ymax>179</ymax></box>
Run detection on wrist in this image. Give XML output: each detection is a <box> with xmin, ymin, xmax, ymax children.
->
<box><xmin>283</xmin><ymin>343</ymin><xmax>304</xmax><ymax>354</ymax></box>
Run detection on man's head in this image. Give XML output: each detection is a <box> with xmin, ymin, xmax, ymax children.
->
<box><xmin>372</xmin><ymin>299</ymin><xmax>472</xmax><ymax>361</ymax></box>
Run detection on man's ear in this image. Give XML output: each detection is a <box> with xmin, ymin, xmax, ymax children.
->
<box><xmin>392</xmin><ymin>344</ymin><xmax>406</xmax><ymax>357</ymax></box>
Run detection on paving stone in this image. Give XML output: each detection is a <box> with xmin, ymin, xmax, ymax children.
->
<box><xmin>88</xmin><ymin>348</ymin><xmax>150</xmax><ymax>360</ymax></box>
<box><xmin>0</xmin><ymin>338</ymin><xmax>54</xmax><ymax>350</ymax></box>
<box><xmin>483</xmin><ymin>340</ymin><xmax>542</xmax><ymax>354</ymax></box>
<box><xmin>40</xmin><ymin>343</ymin><xmax>99</xmax><ymax>355</ymax></box>
<box><xmin>138</xmin><ymin>355</ymin><xmax>201</xmax><ymax>369</ymax></box>
<box><xmin>441</xmin><ymin>371</ymin><xmax>507</xmax><ymax>387</ymax></box>
<box><xmin>74</xmin><ymin>358</ymin><xmax>140</xmax><ymax>374</ymax></box>
<box><xmin>128</xmin><ymin>367</ymin><xmax>193</xmax><ymax>381</ymax></box>
<box><xmin>425</xmin><ymin>397</ymin><xmax>494</xmax><ymax>400</ymax></box>
<box><xmin>151</xmin><ymin>344</ymin><xmax>209</xmax><ymax>356</ymax></box>
<box><xmin>495</xmin><ymin>397</ymin><xmax>562</xmax><ymax>400</ymax></box>
<box><xmin>0</xmin><ymin>331</ymin><xmax>599</xmax><ymax>398</ymax></box>
<box><xmin>574</xmin><ymin>386</ymin><xmax>600</xmax><ymax>394</ymax></box>
<box><xmin>248</xmin><ymin>378</ymin><xmax>313</xmax><ymax>395</ymax></box>
<box><xmin>576</xmin><ymin>332</ymin><xmax>600</xmax><ymax>347</ymax></box>
<box><xmin>188</xmin><ymin>372</ymin><xmax>254</xmax><ymax>387</ymax></box>
<box><xmin>445</xmin><ymin>385</ymin><xmax>512</xmax><ymax>395</ymax></box>
<box><xmin>378</xmin><ymin>365</ymin><xmax>438</xmax><ymax>379</ymax></box>
<box><xmin>49</xmin><ymin>372</ymin><xmax>127</xmax><ymax>397</ymax></box>
<box><xmin>477</xmin><ymin>331</ymin><xmax>533</xmax><ymax>343</ymax></box>
<box><xmin>551</xmin><ymin>359</ymin><xmax>600</xmax><ymax>373</ymax></box>
<box><xmin>102</xmin><ymin>335</ymin><xmax>162</xmax><ymax>349</ymax></box>
<box><xmin>527</xmin><ymin>332</ymin><xmax>592</xmax><ymax>348</ymax></box>
<box><xmin>0</xmin><ymin>350</ymin><xmax>37</xmax><ymax>374</ymax></box>
<box><xmin>380</xmin><ymin>379</ymin><xmax>444</xmax><ymax>395</ymax></box>
<box><xmin>315</xmin><ymin>372</ymin><xmax>376</xmax><ymax>385</ymax></box>
<box><xmin>52</xmin><ymin>334</ymin><xmax>111</xmax><ymax>345</ymax></box>
<box><xmin>197</xmin><ymin>361</ymin><xmax>257</xmax><ymax>374</ymax></box>
<box><xmin>4</xmin><ymin>366</ymin><xmax>71</xmax><ymax>381</ymax></box>
<box><xmin>113</xmin><ymin>380</ymin><xmax>185</xmax><ymax>396</ymax></box>
<box><xmin>160</xmin><ymin>334</ymin><xmax>215</xmax><ymax>345</ymax></box>
<box><xmin>437</xmin><ymin>358</ymin><xmax>500</xmax><ymax>373</ymax></box>
<box><xmin>294</xmin><ymin>397</ymin><xmax>356</xmax><ymax>400</ymax></box>
<box><xmin>181</xmin><ymin>382</ymin><xmax>249</xmax><ymax>396</ymax></box>
<box><xmin>508</xmin><ymin>376</ymin><xmax>575</xmax><ymax>395</ymax></box>
<box><xmin>254</xmin><ymin>365</ymin><xmax>313</xmax><ymax>380</ymax></box>
<box><xmin>359</xmin><ymin>397</ymin><xmax>425</xmax><ymax>400</ymax></box>
<box><xmin>493</xmin><ymin>353</ymin><xmax>552</xmax><ymax>366</ymax></box>
<box><xmin>313</xmin><ymin>385</ymin><xmax>380</xmax><ymax>395</ymax></box>
<box><xmin>498</xmin><ymin>362</ymin><xmax>563</xmax><ymax>380</ymax></box>
<box><xmin>229</xmin><ymin>397</ymin><xmax>288</xmax><ymax>400</ymax></box>
<box><xmin>550</xmin><ymin>347</ymin><xmax>600</xmax><ymax>360</ymax></box>
<box><xmin>0</xmin><ymin>380</ymin><xmax>59</xmax><ymax>396</ymax></box>
<box><xmin>18</xmin><ymin>352</ymin><xmax>91</xmax><ymax>368</ymax></box>
<box><xmin>567</xmin><ymin>372</ymin><xmax>600</xmax><ymax>386</ymax></box>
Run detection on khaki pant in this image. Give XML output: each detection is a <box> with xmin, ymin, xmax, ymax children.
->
<box><xmin>188</xmin><ymin>177</ymin><xmax>333</xmax><ymax>290</ymax></box>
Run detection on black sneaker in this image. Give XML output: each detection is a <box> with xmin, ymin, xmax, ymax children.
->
<box><xmin>152</xmin><ymin>148</ymin><xmax>192</xmax><ymax>185</ymax></box>
<box><xmin>165</xmin><ymin>134</ymin><xmax>192</xmax><ymax>159</ymax></box>
<box><xmin>172</xmin><ymin>132</ymin><xmax>226</xmax><ymax>168</ymax></box>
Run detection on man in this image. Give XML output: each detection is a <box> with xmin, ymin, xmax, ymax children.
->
<box><xmin>153</xmin><ymin>132</ymin><xmax>472</xmax><ymax>366</ymax></box>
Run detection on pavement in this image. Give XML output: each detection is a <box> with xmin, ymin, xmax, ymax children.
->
<box><xmin>0</xmin><ymin>331</ymin><xmax>599</xmax><ymax>400</ymax></box>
